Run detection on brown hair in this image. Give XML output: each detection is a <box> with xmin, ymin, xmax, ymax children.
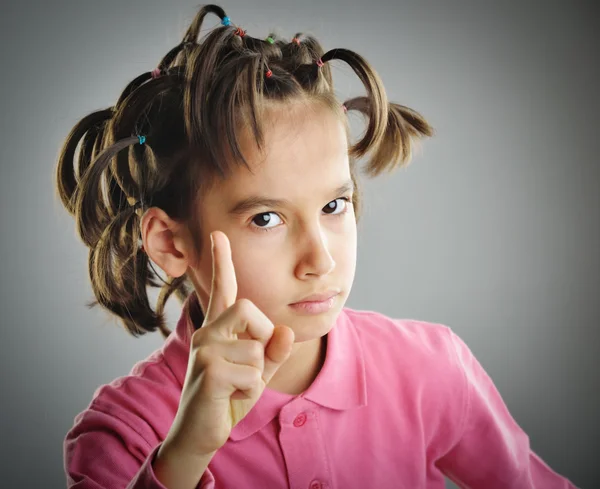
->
<box><xmin>55</xmin><ymin>4</ymin><xmax>435</xmax><ymax>339</ymax></box>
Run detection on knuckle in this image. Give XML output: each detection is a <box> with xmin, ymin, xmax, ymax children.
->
<box><xmin>234</xmin><ymin>298</ymin><xmax>254</xmax><ymax>317</ymax></box>
<box><xmin>251</xmin><ymin>366</ymin><xmax>264</xmax><ymax>385</ymax></box>
<box><xmin>191</xmin><ymin>326</ymin><xmax>213</xmax><ymax>347</ymax></box>
<box><xmin>194</xmin><ymin>344</ymin><xmax>215</xmax><ymax>366</ymax></box>
<box><xmin>247</xmin><ymin>340</ymin><xmax>264</xmax><ymax>362</ymax></box>
<box><xmin>190</xmin><ymin>327</ymin><xmax>204</xmax><ymax>345</ymax></box>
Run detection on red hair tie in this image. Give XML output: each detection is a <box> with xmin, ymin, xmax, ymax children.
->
<box><xmin>291</xmin><ymin>37</ymin><xmax>300</xmax><ymax>45</ymax></box>
<box><xmin>265</xmin><ymin>69</ymin><xmax>273</xmax><ymax>78</ymax></box>
<box><xmin>234</xmin><ymin>27</ymin><xmax>246</xmax><ymax>37</ymax></box>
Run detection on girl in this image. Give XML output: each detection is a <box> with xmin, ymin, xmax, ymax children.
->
<box><xmin>57</xmin><ymin>4</ymin><xmax>579</xmax><ymax>489</ymax></box>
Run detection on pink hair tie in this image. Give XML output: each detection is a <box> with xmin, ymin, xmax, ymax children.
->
<box><xmin>342</xmin><ymin>104</ymin><xmax>347</xmax><ymax>113</ymax></box>
<box><xmin>291</xmin><ymin>37</ymin><xmax>300</xmax><ymax>45</ymax></box>
<box><xmin>316</xmin><ymin>58</ymin><xmax>324</xmax><ymax>68</ymax></box>
<box><xmin>151</xmin><ymin>67</ymin><xmax>161</xmax><ymax>79</ymax></box>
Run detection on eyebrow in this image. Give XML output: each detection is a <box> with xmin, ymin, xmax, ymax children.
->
<box><xmin>228</xmin><ymin>179</ymin><xmax>355</xmax><ymax>216</ymax></box>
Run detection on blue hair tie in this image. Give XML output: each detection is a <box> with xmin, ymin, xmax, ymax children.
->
<box><xmin>221</xmin><ymin>16</ymin><xmax>231</xmax><ymax>26</ymax></box>
<box><xmin>138</xmin><ymin>135</ymin><xmax>146</xmax><ymax>145</ymax></box>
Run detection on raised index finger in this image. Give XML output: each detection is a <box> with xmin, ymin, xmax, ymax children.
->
<box><xmin>205</xmin><ymin>230</ymin><xmax>238</xmax><ymax>324</ymax></box>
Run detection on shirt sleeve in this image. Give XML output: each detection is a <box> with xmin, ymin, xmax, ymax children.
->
<box><xmin>64</xmin><ymin>406</ymin><xmax>216</xmax><ymax>489</ymax></box>
<box><xmin>435</xmin><ymin>329</ymin><xmax>580</xmax><ymax>489</ymax></box>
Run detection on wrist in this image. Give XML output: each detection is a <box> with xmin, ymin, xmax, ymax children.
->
<box><xmin>154</xmin><ymin>439</ymin><xmax>215</xmax><ymax>489</ymax></box>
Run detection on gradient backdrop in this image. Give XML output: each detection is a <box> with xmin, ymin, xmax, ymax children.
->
<box><xmin>0</xmin><ymin>0</ymin><xmax>598</xmax><ymax>487</ymax></box>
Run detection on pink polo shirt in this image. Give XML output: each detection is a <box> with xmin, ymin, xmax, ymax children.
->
<box><xmin>64</xmin><ymin>294</ymin><xmax>579</xmax><ymax>488</ymax></box>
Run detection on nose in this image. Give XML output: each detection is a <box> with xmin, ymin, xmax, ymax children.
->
<box><xmin>294</xmin><ymin>226</ymin><xmax>336</xmax><ymax>279</ymax></box>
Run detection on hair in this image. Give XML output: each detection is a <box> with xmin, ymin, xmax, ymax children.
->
<box><xmin>55</xmin><ymin>4</ymin><xmax>435</xmax><ymax>340</ymax></box>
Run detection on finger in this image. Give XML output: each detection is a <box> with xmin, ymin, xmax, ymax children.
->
<box><xmin>226</xmin><ymin>362</ymin><xmax>264</xmax><ymax>401</ymax></box>
<box><xmin>205</xmin><ymin>231</ymin><xmax>238</xmax><ymax>324</ymax></box>
<box><xmin>208</xmin><ymin>298</ymin><xmax>275</xmax><ymax>345</ymax></box>
<box><xmin>206</xmin><ymin>359</ymin><xmax>264</xmax><ymax>401</ymax></box>
<box><xmin>220</xmin><ymin>339</ymin><xmax>265</xmax><ymax>373</ymax></box>
<box><xmin>262</xmin><ymin>325</ymin><xmax>295</xmax><ymax>384</ymax></box>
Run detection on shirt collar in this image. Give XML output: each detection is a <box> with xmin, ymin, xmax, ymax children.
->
<box><xmin>162</xmin><ymin>293</ymin><xmax>367</xmax><ymax>442</ymax></box>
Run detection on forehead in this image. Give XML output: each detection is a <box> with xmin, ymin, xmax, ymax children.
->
<box><xmin>219</xmin><ymin>101</ymin><xmax>350</xmax><ymax>196</ymax></box>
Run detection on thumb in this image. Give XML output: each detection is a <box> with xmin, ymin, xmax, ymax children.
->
<box><xmin>262</xmin><ymin>325</ymin><xmax>295</xmax><ymax>384</ymax></box>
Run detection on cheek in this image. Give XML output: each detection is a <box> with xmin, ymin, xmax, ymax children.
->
<box><xmin>334</xmin><ymin>221</ymin><xmax>357</xmax><ymax>278</ymax></box>
<box><xmin>191</xmin><ymin>239</ymin><xmax>216</xmax><ymax>304</ymax></box>
<box><xmin>231</xmin><ymin>247</ymin><xmax>281</xmax><ymax>304</ymax></box>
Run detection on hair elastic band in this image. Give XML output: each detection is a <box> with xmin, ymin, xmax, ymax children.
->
<box><xmin>234</xmin><ymin>27</ymin><xmax>245</xmax><ymax>37</ymax></box>
<box><xmin>151</xmin><ymin>68</ymin><xmax>161</xmax><ymax>79</ymax></box>
<box><xmin>138</xmin><ymin>135</ymin><xmax>146</xmax><ymax>145</ymax></box>
<box><xmin>291</xmin><ymin>37</ymin><xmax>300</xmax><ymax>45</ymax></box>
<box><xmin>342</xmin><ymin>104</ymin><xmax>347</xmax><ymax>113</ymax></box>
<box><xmin>265</xmin><ymin>69</ymin><xmax>273</xmax><ymax>78</ymax></box>
<box><xmin>221</xmin><ymin>16</ymin><xmax>231</xmax><ymax>26</ymax></box>
<box><xmin>316</xmin><ymin>58</ymin><xmax>324</xmax><ymax>68</ymax></box>
<box><xmin>127</xmin><ymin>195</ymin><xmax>143</xmax><ymax>211</ymax></box>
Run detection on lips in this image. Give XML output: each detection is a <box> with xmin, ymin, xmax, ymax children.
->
<box><xmin>291</xmin><ymin>290</ymin><xmax>340</xmax><ymax>304</ymax></box>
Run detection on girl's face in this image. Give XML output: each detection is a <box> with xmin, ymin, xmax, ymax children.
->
<box><xmin>190</xmin><ymin>101</ymin><xmax>357</xmax><ymax>343</ymax></box>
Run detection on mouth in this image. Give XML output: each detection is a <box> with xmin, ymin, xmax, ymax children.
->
<box><xmin>290</xmin><ymin>290</ymin><xmax>340</xmax><ymax>304</ymax></box>
<box><xmin>288</xmin><ymin>291</ymin><xmax>340</xmax><ymax>314</ymax></box>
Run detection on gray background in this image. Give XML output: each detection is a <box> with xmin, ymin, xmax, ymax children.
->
<box><xmin>0</xmin><ymin>0</ymin><xmax>597</xmax><ymax>487</ymax></box>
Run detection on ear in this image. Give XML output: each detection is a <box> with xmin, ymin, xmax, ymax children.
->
<box><xmin>140</xmin><ymin>207</ymin><xmax>193</xmax><ymax>278</ymax></box>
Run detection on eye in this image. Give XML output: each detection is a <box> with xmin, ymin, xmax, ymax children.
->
<box><xmin>323</xmin><ymin>197</ymin><xmax>350</xmax><ymax>215</ymax></box>
<box><xmin>249</xmin><ymin>197</ymin><xmax>351</xmax><ymax>234</ymax></box>
<box><xmin>251</xmin><ymin>212</ymin><xmax>283</xmax><ymax>230</ymax></box>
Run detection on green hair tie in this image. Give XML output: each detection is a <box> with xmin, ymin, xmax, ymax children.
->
<box><xmin>266</xmin><ymin>36</ymin><xmax>274</xmax><ymax>44</ymax></box>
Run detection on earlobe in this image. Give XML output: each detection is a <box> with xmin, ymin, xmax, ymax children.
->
<box><xmin>140</xmin><ymin>208</ymin><xmax>190</xmax><ymax>278</ymax></box>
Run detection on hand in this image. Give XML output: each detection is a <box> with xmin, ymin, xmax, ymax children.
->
<box><xmin>163</xmin><ymin>230</ymin><xmax>295</xmax><ymax>458</ymax></box>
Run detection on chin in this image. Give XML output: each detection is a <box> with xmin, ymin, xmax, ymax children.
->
<box><xmin>280</xmin><ymin>304</ymin><xmax>343</xmax><ymax>343</ymax></box>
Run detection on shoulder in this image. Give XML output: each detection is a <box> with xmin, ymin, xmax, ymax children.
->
<box><xmin>341</xmin><ymin>307</ymin><xmax>467</xmax><ymax>405</ymax></box>
<box><xmin>341</xmin><ymin>307</ymin><xmax>457</xmax><ymax>361</ymax></box>
<box><xmin>66</xmin><ymin>348</ymin><xmax>181</xmax><ymax>449</ymax></box>
<box><xmin>341</xmin><ymin>307</ymin><xmax>469</xmax><ymax>445</ymax></box>
<box><xmin>63</xmin><ymin>349</ymin><xmax>185</xmax><ymax>486</ymax></box>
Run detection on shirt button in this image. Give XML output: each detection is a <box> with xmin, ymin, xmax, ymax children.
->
<box><xmin>293</xmin><ymin>413</ymin><xmax>307</xmax><ymax>427</ymax></box>
<box><xmin>309</xmin><ymin>481</ymin><xmax>322</xmax><ymax>489</ymax></box>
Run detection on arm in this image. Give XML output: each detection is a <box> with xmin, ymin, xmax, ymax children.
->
<box><xmin>64</xmin><ymin>407</ymin><xmax>215</xmax><ymax>489</ymax></box>
<box><xmin>435</xmin><ymin>330</ymin><xmax>580</xmax><ymax>489</ymax></box>
<box><xmin>152</xmin><ymin>439</ymin><xmax>216</xmax><ymax>489</ymax></box>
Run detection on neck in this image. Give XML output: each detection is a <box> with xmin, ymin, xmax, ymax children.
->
<box><xmin>267</xmin><ymin>333</ymin><xmax>327</xmax><ymax>395</ymax></box>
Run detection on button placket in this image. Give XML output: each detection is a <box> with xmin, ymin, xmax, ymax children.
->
<box><xmin>279</xmin><ymin>402</ymin><xmax>331</xmax><ymax>489</ymax></box>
